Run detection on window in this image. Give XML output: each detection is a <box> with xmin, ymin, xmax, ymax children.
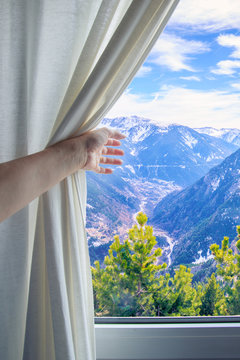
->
<box><xmin>87</xmin><ymin>5</ymin><xmax>240</xmax><ymax>357</ymax></box>
<box><xmin>88</xmin><ymin>0</ymin><xmax>240</xmax><ymax>358</ymax></box>
<box><xmin>95</xmin><ymin>317</ymin><xmax>240</xmax><ymax>360</ymax></box>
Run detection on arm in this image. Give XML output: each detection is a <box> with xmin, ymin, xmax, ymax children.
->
<box><xmin>0</xmin><ymin>127</ymin><xmax>125</xmax><ymax>222</ymax></box>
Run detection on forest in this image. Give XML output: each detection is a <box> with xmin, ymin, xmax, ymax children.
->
<box><xmin>91</xmin><ymin>212</ymin><xmax>240</xmax><ymax>317</ymax></box>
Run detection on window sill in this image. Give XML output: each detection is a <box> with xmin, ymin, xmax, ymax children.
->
<box><xmin>95</xmin><ymin>317</ymin><xmax>240</xmax><ymax>360</ymax></box>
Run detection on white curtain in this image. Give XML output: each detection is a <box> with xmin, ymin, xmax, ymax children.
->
<box><xmin>0</xmin><ymin>1</ymin><xmax>178</xmax><ymax>359</ymax></box>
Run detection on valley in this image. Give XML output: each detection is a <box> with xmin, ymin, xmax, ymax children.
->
<box><xmin>86</xmin><ymin>116</ymin><xmax>240</xmax><ymax>268</ymax></box>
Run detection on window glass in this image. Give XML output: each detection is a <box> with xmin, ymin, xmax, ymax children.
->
<box><xmin>87</xmin><ymin>0</ymin><xmax>240</xmax><ymax>317</ymax></box>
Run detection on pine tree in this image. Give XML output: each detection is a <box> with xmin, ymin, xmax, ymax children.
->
<box><xmin>91</xmin><ymin>212</ymin><xmax>166</xmax><ymax>316</ymax></box>
<box><xmin>199</xmin><ymin>273</ymin><xmax>227</xmax><ymax>316</ymax></box>
<box><xmin>92</xmin><ymin>212</ymin><xmax>236</xmax><ymax>317</ymax></box>
<box><xmin>151</xmin><ymin>265</ymin><xmax>200</xmax><ymax>316</ymax></box>
<box><xmin>210</xmin><ymin>226</ymin><xmax>240</xmax><ymax>315</ymax></box>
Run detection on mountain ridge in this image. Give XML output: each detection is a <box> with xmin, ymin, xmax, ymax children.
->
<box><xmin>152</xmin><ymin>147</ymin><xmax>240</xmax><ymax>265</ymax></box>
<box><xmin>87</xmin><ymin>116</ymin><xmax>240</xmax><ymax>265</ymax></box>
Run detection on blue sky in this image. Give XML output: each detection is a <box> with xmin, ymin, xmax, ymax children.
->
<box><xmin>107</xmin><ymin>0</ymin><xmax>240</xmax><ymax>129</ymax></box>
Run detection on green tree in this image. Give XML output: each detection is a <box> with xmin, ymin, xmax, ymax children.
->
<box><xmin>199</xmin><ymin>273</ymin><xmax>227</xmax><ymax>316</ymax></box>
<box><xmin>151</xmin><ymin>265</ymin><xmax>200</xmax><ymax>316</ymax></box>
<box><xmin>92</xmin><ymin>212</ymin><xmax>202</xmax><ymax>317</ymax></box>
<box><xmin>210</xmin><ymin>226</ymin><xmax>240</xmax><ymax>315</ymax></box>
<box><xmin>91</xmin><ymin>212</ymin><xmax>166</xmax><ymax>316</ymax></box>
<box><xmin>92</xmin><ymin>212</ymin><xmax>239</xmax><ymax>317</ymax></box>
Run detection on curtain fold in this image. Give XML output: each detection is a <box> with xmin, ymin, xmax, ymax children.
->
<box><xmin>0</xmin><ymin>1</ymin><xmax>179</xmax><ymax>359</ymax></box>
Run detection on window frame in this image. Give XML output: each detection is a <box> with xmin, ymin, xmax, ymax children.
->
<box><xmin>95</xmin><ymin>316</ymin><xmax>240</xmax><ymax>360</ymax></box>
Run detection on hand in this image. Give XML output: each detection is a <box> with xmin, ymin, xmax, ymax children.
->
<box><xmin>0</xmin><ymin>127</ymin><xmax>125</xmax><ymax>221</ymax></box>
<box><xmin>81</xmin><ymin>127</ymin><xmax>125</xmax><ymax>174</ymax></box>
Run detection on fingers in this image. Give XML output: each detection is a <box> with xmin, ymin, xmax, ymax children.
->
<box><xmin>100</xmin><ymin>157</ymin><xmax>123</xmax><ymax>165</ymax></box>
<box><xmin>101</xmin><ymin>127</ymin><xmax>126</xmax><ymax>141</ymax></box>
<box><xmin>99</xmin><ymin>142</ymin><xmax>124</xmax><ymax>174</ymax></box>
<box><xmin>109</xmin><ymin>130</ymin><xmax>126</xmax><ymax>140</ymax></box>
<box><xmin>83</xmin><ymin>127</ymin><xmax>126</xmax><ymax>174</ymax></box>
<box><xmin>98</xmin><ymin>155</ymin><xmax>123</xmax><ymax>175</ymax></box>
<box><xmin>102</xmin><ymin>147</ymin><xmax>124</xmax><ymax>156</ymax></box>
<box><xmin>105</xmin><ymin>139</ymin><xmax>122</xmax><ymax>146</ymax></box>
<box><xmin>98</xmin><ymin>167</ymin><xmax>113</xmax><ymax>175</ymax></box>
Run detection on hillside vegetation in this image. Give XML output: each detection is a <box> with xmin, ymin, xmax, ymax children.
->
<box><xmin>92</xmin><ymin>212</ymin><xmax>240</xmax><ymax>317</ymax></box>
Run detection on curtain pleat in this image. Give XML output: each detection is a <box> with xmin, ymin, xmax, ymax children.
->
<box><xmin>0</xmin><ymin>1</ymin><xmax>179</xmax><ymax>359</ymax></box>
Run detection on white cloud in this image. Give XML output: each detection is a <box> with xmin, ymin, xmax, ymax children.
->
<box><xmin>211</xmin><ymin>34</ymin><xmax>240</xmax><ymax>75</ymax></box>
<box><xmin>147</xmin><ymin>33</ymin><xmax>209</xmax><ymax>72</ymax></box>
<box><xmin>169</xmin><ymin>0</ymin><xmax>240</xmax><ymax>32</ymax></box>
<box><xmin>180</xmin><ymin>76</ymin><xmax>201</xmax><ymax>81</ymax></box>
<box><xmin>135</xmin><ymin>65</ymin><xmax>152</xmax><ymax>78</ymax></box>
<box><xmin>231</xmin><ymin>83</ymin><xmax>240</xmax><ymax>90</ymax></box>
<box><xmin>212</xmin><ymin>60</ymin><xmax>240</xmax><ymax>75</ymax></box>
<box><xmin>217</xmin><ymin>34</ymin><xmax>240</xmax><ymax>58</ymax></box>
<box><xmin>206</xmin><ymin>75</ymin><xmax>216</xmax><ymax>81</ymax></box>
<box><xmin>107</xmin><ymin>87</ymin><xmax>240</xmax><ymax>129</ymax></box>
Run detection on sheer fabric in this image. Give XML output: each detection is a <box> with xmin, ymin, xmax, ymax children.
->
<box><xmin>0</xmin><ymin>1</ymin><xmax>178</xmax><ymax>359</ymax></box>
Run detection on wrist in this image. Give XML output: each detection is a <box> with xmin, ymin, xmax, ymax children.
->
<box><xmin>50</xmin><ymin>137</ymin><xmax>88</xmax><ymax>177</ymax></box>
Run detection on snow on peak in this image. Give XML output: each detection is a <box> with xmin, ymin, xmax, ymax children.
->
<box><xmin>195</xmin><ymin>127</ymin><xmax>240</xmax><ymax>146</ymax></box>
<box><xmin>157</xmin><ymin>127</ymin><xmax>170</xmax><ymax>134</ymax></box>
<box><xmin>194</xmin><ymin>127</ymin><xmax>229</xmax><ymax>138</ymax></box>
<box><xmin>103</xmin><ymin>116</ymin><xmax>151</xmax><ymax>130</ymax></box>
<box><xmin>179</xmin><ymin>129</ymin><xmax>198</xmax><ymax>149</ymax></box>
<box><xmin>131</xmin><ymin>124</ymin><xmax>151</xmax><ymax>143</ymax></box>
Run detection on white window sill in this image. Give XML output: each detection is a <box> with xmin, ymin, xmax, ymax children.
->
<box><xmin>95</xmin><ymin>317</ymin><xmax>240</xmax><ymax>360</ymax></box>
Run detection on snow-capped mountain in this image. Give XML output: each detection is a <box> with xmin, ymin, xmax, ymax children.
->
<box><xmin>195</xmin><ymin>127</ymin><xmax>240</xmax><ymax>147</ymax></box>
<box><xmin>102</xmin><ymin>117</ymin><xmax>238</xmax><ymax>186</ymax></box>
<box><xmin>152</xmin><ymin>147</ymin><xmax>240</xmax><ymax>266</ymax></box>
<box><xmin>87</xmin><ymin>116</ymin><xmax>239</xmax><ymax>265</ymax></box>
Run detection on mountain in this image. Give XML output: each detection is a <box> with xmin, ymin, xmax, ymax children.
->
<box><xmin>152</xmin><ymin>147</ymin><xmax>240</xmax><ymax>266</ymax></box>
<box><xmin>87</xmin><ymin>116</ymin><xmax>239</xmax><ymax>264</ymax></box>
<box><xmin>195</xmin><ymin>127</ymin><xmax>240</xmax><ymax>147</ymax></box>
<box><xmin>102</xmin><ymin>117</ymin><xmax>238</xmax><ymax>187</ymax></box>
<box><xmin>86</xmin><ymin>170</ymin><xmax>140</xmax><ymax>245</ymax></box>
